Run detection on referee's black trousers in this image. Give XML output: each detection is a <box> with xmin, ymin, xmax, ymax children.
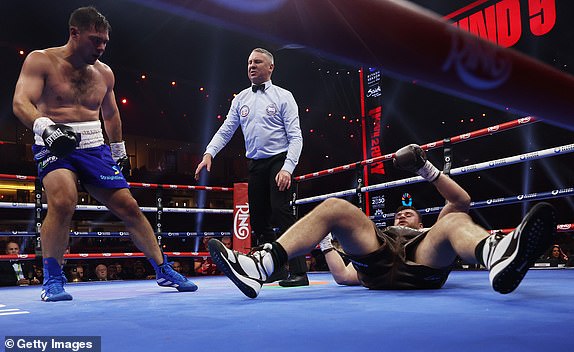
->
<box><xmin>248</xmin><ymin>153</ymin><xmax>307</xmax><ymax>275</ymax></box>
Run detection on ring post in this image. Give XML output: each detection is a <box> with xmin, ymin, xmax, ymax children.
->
<box><xmin>156</xmin><ymin>186</ymin><xmax>163</xmax><ymax>245</ymax></box>
<box><xmin>34</xmin><ymin>178</ymin><xmax>43</xmax><ymax>257</ymax></box>
<box><xmin>232</xmin><ymin>183</ymin><xmax>251</xmax><ymax>253</ymax></box>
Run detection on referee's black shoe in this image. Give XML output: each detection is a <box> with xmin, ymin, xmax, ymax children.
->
<box><xmin>279</xmin><ymin>273</ymin><xmax>309</xmax><ymax>287</ymax></box>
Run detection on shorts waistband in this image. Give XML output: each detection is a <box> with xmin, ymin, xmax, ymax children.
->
<box><xmin>34</xmin><ymin>120</ymin><xmax>105</xmax><ymax>149</ymax></box>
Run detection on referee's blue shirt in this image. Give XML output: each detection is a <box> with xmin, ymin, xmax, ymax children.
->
<box><xmin>205</xmin><ymin>80</ymin><xmax>303</xmax><ymax>174</ymax></box>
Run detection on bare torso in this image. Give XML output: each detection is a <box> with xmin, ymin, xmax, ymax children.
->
<box><xmin>36</xmin><ymin>47</ymin><xmax>109</xmax><ymax>123</ymax></box>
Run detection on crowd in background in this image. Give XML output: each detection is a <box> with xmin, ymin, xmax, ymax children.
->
<box><xmin>1</xmin><ymin>236</ymin><xmax>571</xmax><ymax>287</ymax></box>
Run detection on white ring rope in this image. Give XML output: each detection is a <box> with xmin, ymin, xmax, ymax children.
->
<box><xmin>371</xmin><ymin>186</ymin><xmax>574</xmax><ymax>221</ymax></box>
<box><xmin>295</xmin><ymin>143</ymin><xmax>574</xmax><ymax>205</ymax></box>
<box><xmin>0</xmin><ymin>202</ymin><xmax>233</xmax><ymax>214</ymax></box>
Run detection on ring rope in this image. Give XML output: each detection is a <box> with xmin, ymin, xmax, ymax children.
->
<box><xmin>295</xmin><ymin>116</ymin><xmax>537</xmax><ymax>181</ymax></box>
<box><xmin>492</xmin><ymin>224</ymin><xmax>574</xmax><ymax>234</ymax></box>
<box><xmin>0</xmin><ymin>202</ymin><xmax>233</xmax><ymax>214</ymax></box>
<box><xmin>0</xmin><ymin>174</ymin><xmax>233</xmax><ymax>192</ymax></box>
<box><xmin>0</xmin><ymin>251</ymin><xmax>211</xmax><ymax>261</ymax></box>
<box><xmin>128</xmin><ymin>182</ymin><xmax>232</xmax><ymax>191</ymax></box>
<box><xmin>2</xmin><ymin>221</ymin><xmax>572</xmax><ymax>263</ymax></box>
<box><xmin>295</xmin><ymin>143</ymin><xmax>574</xmax><ymax>205</ymax></box>
<box><xmin>0</xmin><ymin>231</ymin><xmax>231</xmax><ymax>238</ymax></box>
<box><xmin>371</xmin><ymin>186</ymin><xmax>573</xmax><ymax>220</ymax></box>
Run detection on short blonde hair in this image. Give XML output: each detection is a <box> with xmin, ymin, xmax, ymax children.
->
<box><xmin>252</xmin><ymin>48</ymin><xmax>274</xmax><ymax>64</ymax></box>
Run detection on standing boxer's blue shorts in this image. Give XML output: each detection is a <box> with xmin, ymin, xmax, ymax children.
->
<box><xmin>32</xmin><ymin>144</ymin><xmax>129</xmax><ymax>189</ymax></box>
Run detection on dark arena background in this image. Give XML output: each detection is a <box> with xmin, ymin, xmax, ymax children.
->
<box><xmin>0</xmin><ymin>1</ymin><xmax>573</xmax><ymax>351</ymax></box>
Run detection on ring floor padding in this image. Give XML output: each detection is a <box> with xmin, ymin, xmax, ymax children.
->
<box><xmin>1</xmin><ymin>270</ymin><xmax>573</xmax><ymax>351</ymax></box>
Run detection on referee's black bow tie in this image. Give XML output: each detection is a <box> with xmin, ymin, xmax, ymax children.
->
<box><xmin>252</xmin><ymin>84</ymin><xmax>265</xmax><ymax>93</ymax></box>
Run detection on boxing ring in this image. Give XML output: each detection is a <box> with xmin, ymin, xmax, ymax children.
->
<box><xmin>1</xmin><ymin>113</ymin><xmax>574</xmax><ymax>351</ymax></box>
<box><xmin>3</xmin><ymin>0</ymin><xmax>574</xmax><ymax>350</ymax></box>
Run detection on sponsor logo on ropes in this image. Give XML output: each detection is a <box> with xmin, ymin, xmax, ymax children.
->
<box><xmin>234</xmin><ymin>203</ymin><xmax>251</xmax><ymax>240</ymax></box>
<box><xmin>558</xmin><ymin>224</ymin><xmax>572</xmax><ymax>230</ymax></box>
<box><xmin>517</xmin><ymin>193</ymin><xmax>537</xmax><ymax>200</ymax></box>
<box><xmin>486</xmin><ymin>198</ymin><xmax>504</xmax><ymax>205</ymax></box>
<box><xmin>459</xmin><ymin>133</ymin><xmax>472</xmax><ymax>140</ymax></box>
<box><xmin>554</xmin><ymin>145</ymin><xmax>574</xmax><ymax>153</ymax></box>
<box><xmin>487</xmin><ymin>125</ymin><xmax>500</xmax><ymax>132</ymax></box>
<box><xmin>518</xmin><ymin>117</ymin><xmax>532</xmax><ymax>124</ymax></box>
<box><xmin>424</xmin><ymin>206</ymin><xmax>442</xmax><ymax>214</ymax></box>
<box><xmin>551</xmin><ymin>188</ymin><xmax>573</xmax><ymax>196</ymax></box>
<box><xmin>488</xmin><ymin>159</ymin><xmax>507</xmax><ymax>167</ymax></box>
<box><xmin>520</xmin><ymin>151</ymin><xmax>539</xmax><ymax>160</ymax></box>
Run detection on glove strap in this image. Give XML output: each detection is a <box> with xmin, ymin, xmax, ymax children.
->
<box><xmin>322</xmin><ymin>248</ymin><xmax>335</xmax><ymax>255</ymax></box>
<box><xmin>110</xmin><ymin>141</ymin><xmax>127</xmax><ymax>162</ymax></box>
<box><xmin>417</xmin><ymin>160</ymin><xmax>441</xmax><ymax>182</ymax></box>
<box><xmin>319</xmin><ymin>233</ymin><xmax>334</xmax><ymax>253</ymax></box>
<box><xmin>32</xmin><ymin>117</ymin><xmax>55</xmax><ymax>136</ymax></box>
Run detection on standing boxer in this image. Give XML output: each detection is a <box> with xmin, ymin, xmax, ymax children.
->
<box><xmin>12</xmin><ymin>6</ymin><xmax>197</xmax><ymax>301</ymax></box>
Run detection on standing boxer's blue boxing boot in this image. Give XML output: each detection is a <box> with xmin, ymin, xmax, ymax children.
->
<box><xmin>149</xmin><ymin>254</ymin><xmax>198</xmax><ymax>292</ymax></box>
<box><xmin>41</xmin><ymin>257</ymin><xmax>73</xmax><ymax>302</ymax></box>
